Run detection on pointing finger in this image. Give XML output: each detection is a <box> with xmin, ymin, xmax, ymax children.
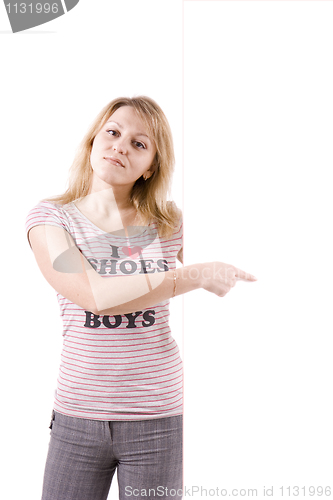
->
<box><xmin>235</xmin><ymin>268</ymin><xmax>257</xmax><ymax>281</ymax></box>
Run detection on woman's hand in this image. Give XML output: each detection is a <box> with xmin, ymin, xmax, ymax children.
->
<box><xmin>195</xmin><ymin>262</ymin><xmax>257</xmax><ymax>297</ymax></box>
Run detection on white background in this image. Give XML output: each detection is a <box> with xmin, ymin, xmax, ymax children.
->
<box><xmin>1</xmin><ymin>1</ymin><xmax>333</xmax><ymax>499</ymax></box>
<box><xmin>183</xmin><ymin>0</ymin><xmax>333</xmax><ymax>495</ymax></box>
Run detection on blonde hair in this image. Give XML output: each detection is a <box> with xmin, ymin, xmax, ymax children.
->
<box><xmin>46</xmin><ymin>96</ymin><xmax>181</xmax><ymax>238</ymax></box>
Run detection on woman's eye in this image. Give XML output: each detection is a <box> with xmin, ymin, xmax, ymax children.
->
<box><xmin>133</xmin><ymin>141</ymin><xmax>146</xmax><ymax>149</ymax></box>
<box><xmin>107</xmin><ymin>129</ymin><xmax>118</xmax><ymax>136</ymax></box>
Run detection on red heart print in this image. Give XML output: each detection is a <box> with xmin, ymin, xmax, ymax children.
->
<box><xmin>122</xmin><ymin>246</ymin><xmax>143</xmax><ymax>258</ymax></box>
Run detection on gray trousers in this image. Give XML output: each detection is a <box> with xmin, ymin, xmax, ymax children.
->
<box><xmin>41</xmin><ymin>411</ymin><xmax>183</xmax><ymax>500</ymax></box>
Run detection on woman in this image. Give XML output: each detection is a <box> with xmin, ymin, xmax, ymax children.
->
<box><xmin>26</xmin><ymin>96</ymin><xmax>256</xmax><ymax>500</ymax></box>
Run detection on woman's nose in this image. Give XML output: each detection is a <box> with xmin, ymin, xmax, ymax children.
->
<box><xmin>113</xmin><ymin>140</ymin><xmax>127</xmax><ymax>154</ymax></box>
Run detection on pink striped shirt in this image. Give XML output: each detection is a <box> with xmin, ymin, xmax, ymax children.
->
<box><xmin>25</xmin><ymin>201</ymin><xmax>183</xmax><ymax>421</ymax></box>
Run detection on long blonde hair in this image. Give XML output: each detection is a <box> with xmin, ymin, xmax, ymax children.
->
<box><xmin>46</xmin><ymin>96</ymin><xmax>181</xmax><ymax>238</ymax></box>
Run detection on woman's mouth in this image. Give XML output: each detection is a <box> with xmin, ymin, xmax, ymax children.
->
<box><xmin>104</xmin><ymin>156</ymin><xmax>125</xmax><ymax>167</ymax></box>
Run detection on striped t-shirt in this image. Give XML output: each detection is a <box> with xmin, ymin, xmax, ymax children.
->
<box><xmin>25</xmin><ymin>201</ymin><xmax>183</xmax><ymax>421</ymax></box>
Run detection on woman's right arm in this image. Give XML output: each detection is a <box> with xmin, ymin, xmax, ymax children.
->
<box><xmin>28</xmin><ymin>224</ymin><xmax>256</xmax><ymax>316</ymax></box>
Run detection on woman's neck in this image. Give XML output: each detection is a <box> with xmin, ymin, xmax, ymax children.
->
<box><xmin>82</xmin><ymin>187</ymin><xmax>133</xmax><ymax>214</ymax></box>
<box><xmin>74</xmin><ymin>184</ymin><xmax>140</xmax><ymax>234</ymax></box>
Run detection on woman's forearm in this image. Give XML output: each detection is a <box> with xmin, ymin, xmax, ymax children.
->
<box><xmin>87</xmin><ymin>264</ymin><xmax>202</xmax><ymax>316</ymax></box>
<box><xmin>30</xmin><ymin>224</ymin><xmax>203</xmax><ymax>316</ymax></box>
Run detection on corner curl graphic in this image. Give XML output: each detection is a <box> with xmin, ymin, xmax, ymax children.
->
<box><xmin>4</xmin><ymin>0</ymin><xmax>80</xmax><ymax>33</ymax></box>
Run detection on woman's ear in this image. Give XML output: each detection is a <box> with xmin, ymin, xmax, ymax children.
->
<box><xmin>143</xmin><ymin>159</ymin><xmax>158</xmax><ymax>180</ymax></box>
<box><xmin>143</xmin><ymin>169</ymin><xmax>154</xmax><ymax>181</ymax></box>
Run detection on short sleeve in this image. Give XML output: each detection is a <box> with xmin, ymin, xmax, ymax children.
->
<box><xmin>178</xmin><ymin>213</ymin><xmax>183</xmax><ymax>248</ymax></box>
<box><xmin>172</xmin><ymin>208</ymin><xmax>183</xmax><ymax>261</ymax></box>
<box><xmin>178</xmin><ymin>215</ymin><xmax>183</xmax><ymax>260</ymax></box>
<box><xmin>25</xmin><ymin>201</ymin><xmax>70</xmax><ymax>248</ymax></box>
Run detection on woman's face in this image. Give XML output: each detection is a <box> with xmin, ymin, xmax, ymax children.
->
<box><xmin>90</xmin><ymin>106</ymin><xmax>157</xmax><ymax>191</ymax></box>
